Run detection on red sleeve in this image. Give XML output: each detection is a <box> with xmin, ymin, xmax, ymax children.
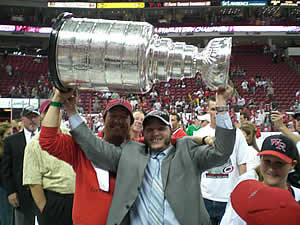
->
<box><xmin>97</xmin><ymin>130</ymin><xmax>103</xmax><ymax>137</ymax></box>
<box><xmin>171</xmin><ymin>129</ymin><xmax>187</xmax><ymax>145</ymax></box>
<box><xmin>39</xmin><ymin>126</ymin><xmax>78</xmax><ymax>168</ymax></box>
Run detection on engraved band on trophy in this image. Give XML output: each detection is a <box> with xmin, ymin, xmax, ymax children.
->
<box><xmin>49</xmin><ymin>12</ymin><xmax>232</xmax><ymax>93</ymax></box>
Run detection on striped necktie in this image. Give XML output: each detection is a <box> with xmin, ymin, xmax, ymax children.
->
<box><xmin>148</xmin><ymin>153</ymin><xmax>164</xmax><ymax>225</ymax></box>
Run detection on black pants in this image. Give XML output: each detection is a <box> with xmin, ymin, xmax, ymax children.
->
<box><xmin>14</xmin><ymin>189</ymin><xmax>37</xmax><ymax>225</ymax></box>
<box><xmin>37</xmin><ymin>190</ymin><xmax>73</xmax><ymax>225</ymax></box>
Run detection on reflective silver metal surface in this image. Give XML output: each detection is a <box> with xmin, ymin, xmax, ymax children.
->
<box><xmin>50</xmin><ymin>14</ymin><xmax>232</xmax><ymax>93</ymax></box>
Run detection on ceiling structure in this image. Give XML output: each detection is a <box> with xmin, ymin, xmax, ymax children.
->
<box><xmin>0</xmin><ymin>1</ymin><xmax>299</xmax><ymax>51</ymax></box>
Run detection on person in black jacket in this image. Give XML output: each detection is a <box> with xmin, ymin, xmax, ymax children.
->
<box><xmin>0</xmin><ymin>121</ymin><xmax>13</xmax><ymax>225</ymax></box>
<box><xmin>1</xmin><ymin>106</ymin><xmax>40</xmax><ymax>225</ymax></box>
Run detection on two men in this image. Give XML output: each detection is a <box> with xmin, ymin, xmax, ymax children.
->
<box><xmin>39</xmin><ymin>96</ymin><xmax>134</xmax><ymax>225</ymax></box>
<box><xmin>40</xmin><ymin>86</ymin><xmax>236</xmax><ymax>225</ymax></box>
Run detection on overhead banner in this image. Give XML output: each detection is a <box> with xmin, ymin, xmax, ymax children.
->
<box><xmin>155</xmin><ymin>26</ymin><xmax>300</xmax><ymax>34</ymax></box>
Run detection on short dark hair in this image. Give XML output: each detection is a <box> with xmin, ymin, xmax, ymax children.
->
<box><xmin>240</xmin><ymin>112</ymin><xmax>250</xmax><ymax>120</ymax></box>
<box><xmin>207</xmin><ymin>96</ymin><xmax>216</xmax><ymax>105</ymax></box>
<box><xmin>171</xmin><ymin>113</ymin><xmax>180</xmax><ymax>122</ymax></box>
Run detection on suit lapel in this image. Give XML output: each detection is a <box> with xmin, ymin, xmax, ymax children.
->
<box><xmin>161</xmin><ymin>146</ymin><xmax>175</xmax><ymax>191</ymax></box>
<box><xmin>19</xmin><ymin>131</ymin><xmax>26</xmax><ymax>149</ymax></box>
<box><xmin>137</xmin><ymin>146</ymin><xmax>150</xmax><ymax>185</ymax></box>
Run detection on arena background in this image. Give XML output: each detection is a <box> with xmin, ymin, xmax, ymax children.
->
<box><xmin>0</xmin><ymin>0</ymin><xmax>299</xmax><ymax>133</ymax></box>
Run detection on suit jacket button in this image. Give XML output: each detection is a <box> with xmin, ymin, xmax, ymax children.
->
<box><xmin>126</xmin><ymin>205</ymin><xmax>130</xmax><ymax>209</ymax></box>
<box><xmin>137</xmin><ymin>187</ymin><xmax>140</xmax><ymax>191</ymax></box>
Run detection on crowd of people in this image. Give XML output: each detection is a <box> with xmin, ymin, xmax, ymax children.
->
<box><xmin>0</xmin><ymin>84</ymin><xmax>299</xmax><ymax>225</ymax></box>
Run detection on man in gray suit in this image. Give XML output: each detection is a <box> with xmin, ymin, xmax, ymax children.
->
<box><xmin>40</xmin><ymin>86</ymin><xmax>236</xmax><ymax>225</ymax></box>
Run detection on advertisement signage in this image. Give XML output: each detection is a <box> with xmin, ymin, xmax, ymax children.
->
<box><xmin>97</xmin><ymin>2</ymin><xmax>145</xmax><ymax>8</ymax></box>
<box><xmin>221</xmin><ymin>0</ymin><xmax>267</xmax><ymax>6</ymax></box>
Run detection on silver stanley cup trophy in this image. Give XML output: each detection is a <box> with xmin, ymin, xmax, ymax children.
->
<box><xmin>49</xmin><ymin>13</ymin><xmax>232</xmax><ymax>93</ymax></box>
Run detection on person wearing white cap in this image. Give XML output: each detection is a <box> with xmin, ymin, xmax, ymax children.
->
<box><xmin>198</xmin><ymin>113</ymin><xmax>210</xmax><ymax>129</ymax></box>
<box><xmin>1</xmin><ymin>106</ymin><xmax>41</xmax><ymax>225</ymax></box>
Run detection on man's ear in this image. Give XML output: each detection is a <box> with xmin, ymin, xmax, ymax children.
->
<box><xmin>291</xmin><ymin>160</ymin><xmax>297</xmax><ymax>170</ymax></box>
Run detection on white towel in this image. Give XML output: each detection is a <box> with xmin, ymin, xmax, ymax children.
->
<box><xmin>91</xmin><ymin>162</ymin><xmax>110</xmax><ymax>192</ymax></box>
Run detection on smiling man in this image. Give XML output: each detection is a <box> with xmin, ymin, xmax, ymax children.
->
<box><xmin>39</xmin><ymin>94</ymin><xmax>134</xmax><ymax>225</ymax></box>
<box><xmin>43</xmin><ymin>86</ymin><xmax>236</xmax><ymax>225</ymax></box>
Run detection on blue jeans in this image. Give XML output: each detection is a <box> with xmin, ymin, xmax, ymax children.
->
<box><xmin>204</xmin><ymin>198</ymin><xmax>227</xmax><ymax>225</ymax></box>
<box><xmin>0</xmin><ymin>186</ymin><xmax>13</xmax><ymax>225</ymax></box>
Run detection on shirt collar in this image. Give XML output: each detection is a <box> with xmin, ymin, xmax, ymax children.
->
<box><xmin>150</xmin><ymin>145</ymin><xmax>173</xmax><ymax>159</ymax></box>
<box><xmin>23</xmin><ymin>128</ymin><xmax>38</xmax><ymax>137</ymax></box>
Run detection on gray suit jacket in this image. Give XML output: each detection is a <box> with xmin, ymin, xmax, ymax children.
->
<box><xmin>71</xmin><ymin>124</ymin><xmax>236</xmax><ymax>225</ymax></box>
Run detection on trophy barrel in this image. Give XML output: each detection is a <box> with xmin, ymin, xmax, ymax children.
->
<box><xmin>49</xmin><ymin>13</ymin><xmax>155</xmax><ymax>93</ymax></box>
<box><xmin>49</xmin><ymin>13</ymin><xmax>232</xmax><ymax>93</ymax></box>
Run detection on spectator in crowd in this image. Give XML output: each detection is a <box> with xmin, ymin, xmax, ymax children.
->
<box><xmin>42</xmin><ymin>86</ymin><xmax>235</xmax><ymax>225</ymax></box>
<box><xmin>6</xmin><ymin>63</ymin><xmax>12</xmax><ymax>76</ymax></box>
<box><xmin>240</xmin><ymin>122</ymin><xmax>260</xmax><ymax>171</ymax></box>
<box><xmin>39</xmin><ymin>96</ymin><xmax>134</xmax><ymax>225</ymax></box>
<box><xmin>239</xmin><ymin>111</ymin><xmax>261</xmax><ymax>138</ymax></box>
<box><xmin>104</xmin><ymin>91</ymin><xmax>112</xmax><ymax>99</ymax></box>
<box><xmin>266</xmin><ymin>84</ymin><xmax>274</xmax><ymax>100</ymax></box>
<box><xmin>111</xmin><ymin>92</ymin><xmax>120</xmax><ymax>100</ymax></box>
<box><xmin>241</xmin><ymin>80</ymin><xmax>248</xmax><ymax>92</ymax></box>
<box><xmin>296</xmin><ymin>89</ymin><xmax>300</xmax><ymax>104</ymax></box>
<box><xmin>249</xmin><ymin>78</ymin><xmax>256</xmax><ymax>95</ymax></box>
<box><xmin>149</xmin><ymin>89</ymin><xmax>158</xmax><ymax>107</ymax></box>
<box><xmin>153</xmin><ymin>99</ymin><xmax>162</xmax><ymax>111</ymax></box>
<box><xmin>198</xmin><ymin>113</ymin><xmax>210</xmax><ymax>129</ymax></box>
<box><xmin>0</xmin><ymin>121</ymin><xmax>13</xmax><ymax>225</ymax></box>
<box><xmin>170</xmin><ymin>113</ymin><xmax>187</xmax><ymax>144</ymax></box>
<box><xmin>272</xmin><ymin>52</ymin><xmax>278</xmax><ymax>64</ymax></box>
<box><xmin>193</xmin><ymin>96</ymin><xmax>248</xmax><ymax>225</ymax></box>
<box><xmin>237</xmin><ymin>95</ymin><xmax>246</xmax><ymax>109</ymax></box>
<box><xmin>9</xmin><ymin>86</ymin><xmax>17</xmax><ymax>98</ymax></box>
<box><xmin>221</xmin><ymin>134</ymin><xmax>300</xmax><ymax>225</ymax></box>
<box><xmin>23</xmin><ymin>100</ymin><xmax>75</xmax><ymax>225</ymax></box>
<box><xmin>1</xmin><ymin>106</ymin><xmax>41</xmax><ymax>225</ymax></box>
<box><xmin>271</xmin><ymin>108</ymin><xmax>300</xmax><ymax>150</ymax></box>
<box><xmin>129</xmin><ymin>111</ymin><xmax>144</xmax><ymax>141</ymax></box>
<box><xmin>186</xmin><ymin>116</ymin><xmax>201</xmax><ymax>136</ymax></box>
<box><xmin>93</xmin><ymin>98</ymin><xmax>100</xmax><ymax>113</ymax></box>
<box><xmin>129</xmin><ymin>95</ymin><xmax>138</xmax><ymax>111</ymax></box>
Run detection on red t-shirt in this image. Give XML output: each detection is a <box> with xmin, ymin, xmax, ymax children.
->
<box><xmin>39</xmin><ymin>126</ymin><xmax>115</xmax><ymax>225</ymax></box>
